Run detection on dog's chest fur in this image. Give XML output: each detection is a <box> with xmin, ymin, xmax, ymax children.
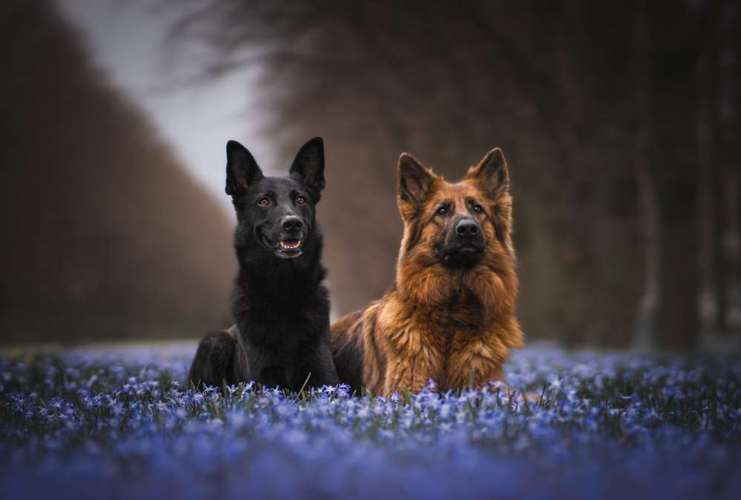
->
<box><xmin>377</xmin><ymin>291</ymin><xmax>505</xmax><ymax>391</ymax></box>
<box><xmin>231</xmin><ymin>259</ymin><xmax>330</xmax><ymax>384</ymax></box>
<box><xmin>234</xmin><ymin>280</ymin><xmax>328</xmax><ymax>348</ymax></box>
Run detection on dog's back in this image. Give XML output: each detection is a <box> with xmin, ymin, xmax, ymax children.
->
<box><xmin>329</xmin><ymin>309</ymin><xmax>365</xmax><ymax>393</ymax></box>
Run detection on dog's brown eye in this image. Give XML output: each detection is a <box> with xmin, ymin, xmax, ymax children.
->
<box><xmin>436</xmin><ymin>205</ymin><xmax>449</xmax><ymax>216</ymax></box>
<box><xmin>257</xmin><ymin>197</ymin><xmax>271</xmax><ymax>207</ymax></box>
<box><xmin>472</xmin><ymin>204</ymin><xmax>483</xmax><ymax>214</ymax></box>
<box><xmin>295</xmin><ymin>195</ymin><xmax>306</xmax><ymax>205</ymax></box>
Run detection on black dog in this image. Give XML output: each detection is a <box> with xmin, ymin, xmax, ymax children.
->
<box><xmin>188</xmin><ymin>137</ymin><xmax>339</xmax><ymax>390</ymax></box>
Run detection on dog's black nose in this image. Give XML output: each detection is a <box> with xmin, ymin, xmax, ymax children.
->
<box><xmin>281</xmin><ymin>216</ymin><xmax>303</xmax><ymax>232</ymax></box>
<box><xmin>455</xmin><ymin>219</ymin><xmax>479</xmax><ymax>239</ymax></box>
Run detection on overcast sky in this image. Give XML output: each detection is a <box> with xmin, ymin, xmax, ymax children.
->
<box><xmin>58</xmin><ymin>0</ymin><xmax>274</xmax><ymax>214</ymax></box>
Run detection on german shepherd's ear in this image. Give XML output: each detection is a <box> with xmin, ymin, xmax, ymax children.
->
<box><xmin>290</xmin><ymin>137</ymin><xmax>325</xmax><ymax>202</ymax></box>
<box><xmin>398</xmin><ymin>153</ymin><xmax>436</xmax><ymax>214</ymax></box>
<box><xmin>467</xmin><ymin>147</ymin><xmax>510</xmax><ymax>197</ymax></box>
<box><xmin>226</xmin><ymin>140</ymin><xmax>263</xmax><ymax>198</ymax></box>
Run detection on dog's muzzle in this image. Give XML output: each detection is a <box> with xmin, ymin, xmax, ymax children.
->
<box><xmin>440</xmin><ymin>217</ymin><xmax>484</xmax><ymax>268</ymax></box>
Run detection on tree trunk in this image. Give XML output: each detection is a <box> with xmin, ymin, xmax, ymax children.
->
<box><xmin>633</xmin><ymin>0</ymin><xmax>658</xmax><ymax>350</ymax></box>
<box><xmin>733</xmin><ymin>170</ymin><xmax>741</xmax><ymax>335</ymax></box>
<box><xmin>703</xmin><ymin>0</ymin><xmax>730</xmax><ymax>333</ymax></box>
<box><xmin>732</xmin><ymin>0</ymin><xmax>741</xmax><ymax>336</ymax></box>
<box><xmin>648</xmin><ymin>3</ymin><xmax>703</xmax><ymax>350</ymax></box>
<box><xmin>654</xmin><ymin>178</ymin><xmax>700</xmax><ymax>350</ymax></box>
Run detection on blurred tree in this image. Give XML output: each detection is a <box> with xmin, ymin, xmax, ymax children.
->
<box><xmin>698</xmin><ymin>0</ymin><xmax>734</xmax><ymax>335</ymax></box>
<box><xmin>698</xmin><ymin>0</ymin><xmax>725</xmax><ymax>333</ymax></box>
<box><xmin>730</xmin><ymin>0</ymin><xmax>741</xmax><ymax>335</ymax></box>
<box><xmin>719</xmin><ymin>0</ymin><xmax>741</xmax><ymax>336</ymax></box>
<box><xmin>644</xmin><ymin>1</ymin><xmax>710</xmax><ymax>350</ymax></box>
<box><xmin>0</xmin><ymin>0</ymin><xmax>235</xmax><ymax>342</ymax></box>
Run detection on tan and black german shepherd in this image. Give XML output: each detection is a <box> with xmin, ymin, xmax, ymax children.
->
<box><xmin>331</xmin><ymin>148</ymin><xmax>523</xmax><ymax>395</ymax></box>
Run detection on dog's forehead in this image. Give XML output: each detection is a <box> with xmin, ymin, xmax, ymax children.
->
<box><xmin>430</xmin><ymin>180</ymin><xmax>481</xmax><ymax>202</ymax></box>
<box><xmin>255</xmin><ymin>176</ymin><xmax>305</xmax><ymax>195</ymax></box>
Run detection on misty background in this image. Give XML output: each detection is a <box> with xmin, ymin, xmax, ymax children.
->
<box><xmin>1</xmin><ymin>0</ymin><xmax>739</xmax><ymax>351</ymax></box>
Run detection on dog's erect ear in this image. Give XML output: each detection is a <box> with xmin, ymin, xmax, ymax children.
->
<box><xmin>226</xmin><ymin>140</ymin><xmax>263</xmax><ymax>197</ymax></box>
<box><xmin>467</xmin><ymin>147</ymin><xmax>509</xmax><ymax>197</ymax></box>
<box><xmin>398</xmin><ymin>153</ymin><xmax>436</xmax><ymax>209</ymax></box>
<box><xmin>290</xmin><ymin>137</ymin><xmax>325</xmax><ymax>202</ymax></box>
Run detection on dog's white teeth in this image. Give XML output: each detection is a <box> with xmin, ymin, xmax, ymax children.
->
<box><xmin>279</xmin><ymin>240</ymin><xmax>301</xmax><ymax>250</ymax></box>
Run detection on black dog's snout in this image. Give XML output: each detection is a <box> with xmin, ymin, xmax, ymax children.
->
<box><xmin>455</xmin><ymin>218</ymin><xmax>479</xmax><ymax>239</ymax></box>
<box><xmin>281</xmin><ymin>216</ymin><xmax>304</xmax><ymax>233</ymax></box>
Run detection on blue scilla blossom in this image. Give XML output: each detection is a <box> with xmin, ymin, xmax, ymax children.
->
<box><xmin>0</xmin><ymin>343</ymin><xmax>739</xmax><ymax>499</ymax></box>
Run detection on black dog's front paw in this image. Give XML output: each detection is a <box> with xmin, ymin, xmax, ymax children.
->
<box><xmin>302</xmin><ymin>343</ymin><xmax>340</xmax><ymax>388</ymax></box>
<box><xmin>188</xmin><ymin>330</ymin><xmax>238</xmax><ymax>388</ymax></box>
<box><xmin>256</xmin><ymin>365</ymin><xmax>290</xmax><ymax>389</ymax></box>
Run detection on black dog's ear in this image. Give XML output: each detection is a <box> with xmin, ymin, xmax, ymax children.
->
<box><xmin>290</xmin><ymin>137</ymin><xmax>325</xmax><ymax>202</ymax></box>
<box><xmin>225</xmin><ymin>140</ymin><xmax>263</xmax><ymax>197</ymax></box>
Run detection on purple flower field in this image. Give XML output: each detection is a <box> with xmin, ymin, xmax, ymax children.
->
<box><xmin>1</xmin><ymin>343</ymin><xmax>739</xmax><ymax>499</ymax></box>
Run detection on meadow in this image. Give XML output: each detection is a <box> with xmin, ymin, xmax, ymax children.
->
<box><xmin>1</xmin><ymin>343</ymin><xmax>739</xmax><ymax>499</ymax></box>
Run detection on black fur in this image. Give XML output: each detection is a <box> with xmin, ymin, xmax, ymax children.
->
<box><xmin>188</xmin><ymin>137</ymin><xmax>339</xmax><ymax>391</ymax></box>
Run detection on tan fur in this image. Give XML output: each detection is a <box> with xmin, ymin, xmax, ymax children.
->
<box><xmin>331</xmin><ymin>148</ymin><xmax>523</xmax><ymax>395</ymax></box>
